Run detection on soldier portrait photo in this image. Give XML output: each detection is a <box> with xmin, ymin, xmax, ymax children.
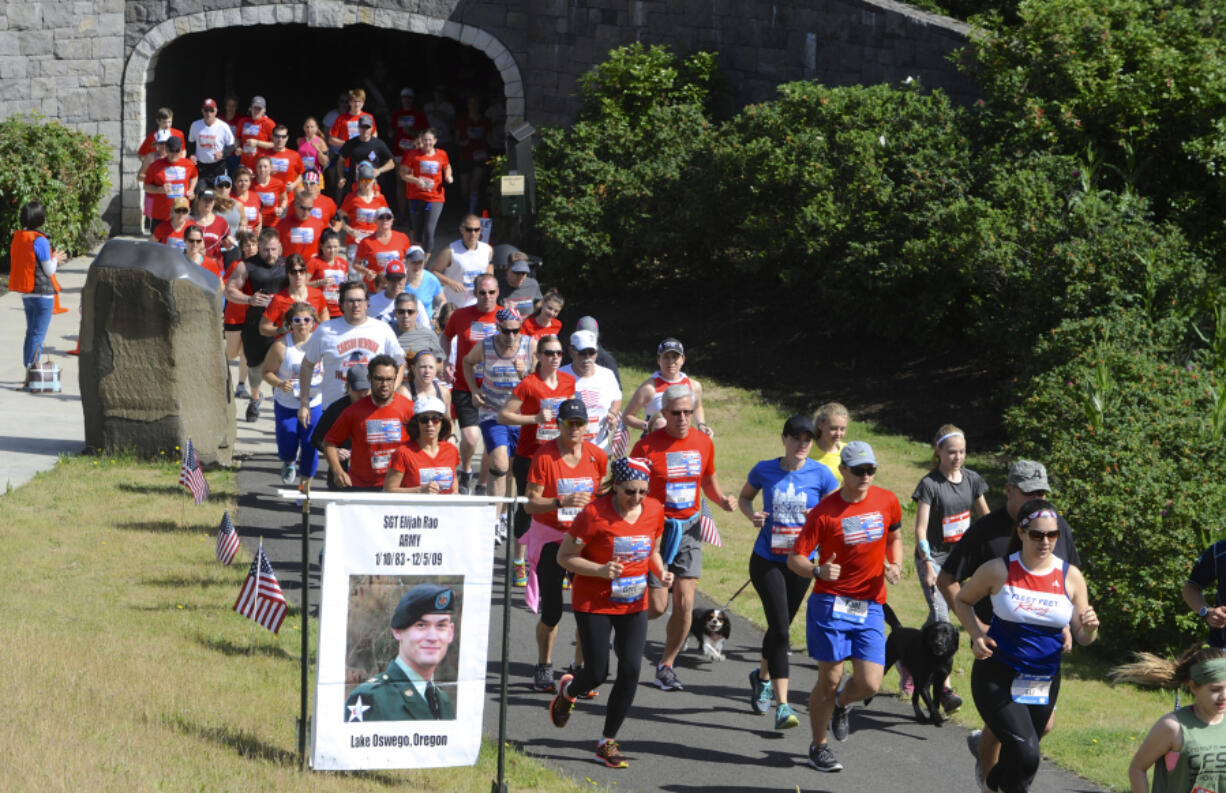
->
<box><xmin>344</xmin><ymin>576</ymin><xmax>463</xmax><ymax>722</ymax></box>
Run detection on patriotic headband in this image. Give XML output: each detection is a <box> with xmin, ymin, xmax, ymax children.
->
<box><xmin>496</xmin><ymin>306</ymin><xmax>520</xmax><ymax>323</ymax></box>
<box><xmin>612</xmin><ymin>457</ymin><xmax>651</xmax><ymax>483</ymax></box>
<box><xmin>1018</xmin><ymin>508</ymin><xmax>1058</xmax><ymax>528</ymax></box>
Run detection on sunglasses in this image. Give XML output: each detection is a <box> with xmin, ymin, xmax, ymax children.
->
<box><xmin>462</xmin><ymin>226</ymin><xmax>481</xmax><ymax>233</ymax></box>
<box><xmin>562</xmin><ymin>419</ymin><xmax>586</xmax><ymax>429</ymax></box>
<box><xmin>417</xmin><ymin>415</ymin><xmax>443</xmax><ymax>424</ymax></box>
<box><xmin>621</xmin><ymin>487</ymin><xmax>650</xmax><ymax>496</ymax></box>
<box><xmin>289</xmin><ymin>316</ymin><xmax>314</xmax><ymax>325</ymax></box>
<box><xmin>1027</xmin><ymin>529</ymin><xmax>1060</xmax><ymax>542</ymax></box>
<box><xmin>577</xmin><ymin>349</ymin><xmax>597</xmax><ymax>357</ymax></box>
<box><xmin>499</xmin><ymin>326</ymin><xmax>521</xmax><ymax>335</ymax></box>
<box><xmin>377</xmin><ymin>215</ymin><xmax>394</xmax><ymax>221</ymax></box>
<box><xmin>173</xmin><ymin>208</ymin><xmax>189</xmax><ymax>214</ymax></box>
<box><xmin>540</xmin><ymin>349</ymin><xmax>564</xmax><ymax>357</ymax></box>
<box><xmin>185</xmin><ymin>237</ymin><xmax>203</xmax><ymax>243</ymax></box>
<box><xmin>668</xmin><ymin>409</ymin><xmax>694</xmax><ymax>416</ymax></box>
<box><xmin>476</xmin><ymin>289</ymin><xmax>498</xmax><ymax>296</ymax></box>
<box><xmin>848</xmin><ymin>465</ymin><xmax>877</xmax><ymax>477</ymax></box>
<box><xmin>272</xmin><ymin>133</ymin><xmax>288</xmax><ymax>139</ymax></box>
<box><xmin>395</xmin><ymin>308</ymin><xmax>417</xmax><ymax>315</ymax></box>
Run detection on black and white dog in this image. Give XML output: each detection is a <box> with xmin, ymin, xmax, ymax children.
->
<box><xmin>685</xmin><ymin>607</ymin><xmax>732</xmax><ymax>662</ymax></box>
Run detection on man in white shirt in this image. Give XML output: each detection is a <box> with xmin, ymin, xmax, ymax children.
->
<box><xmin>559</xmin><ymin>329</ymin><xmax>622</xmax><ymax>450</ymax></box>
<box><xmin>299</xmin><ymin>280</ymin><xmax>404</xmax><ymax>425</ymax></box>
<box><xmin>427</xmin><ymin>214</ymin><xmax>492</xmax><ymax>308</ymax></box>
<box><xmin>187</xmin><ymin>97</ymin><xmax>235</xmax><ymax>189</ymax></box>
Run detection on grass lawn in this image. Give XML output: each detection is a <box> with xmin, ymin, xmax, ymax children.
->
<box><xmin>0</xmin><ymin>454</ymin><xmax>590</xmax><ymax>793</ymax></box>
<box><xmin>617</xmin><ymin>362</ymin><xmax>1172</xmax><ymax>793</ymax></box>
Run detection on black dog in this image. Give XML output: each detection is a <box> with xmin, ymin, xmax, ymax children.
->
<box><xmin>879</xmin><ymin>603</ymin><xmax>959</xmax><ymax>726</ymax></box>
<box><xmin>686</xmin><ymin>608</ymin><xmax>731</xmax><ymax>661</ymax></box>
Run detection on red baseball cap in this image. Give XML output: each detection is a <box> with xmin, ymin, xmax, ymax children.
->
<box><xmin>202</xmin><ymin>98</ymin><xmax>217</xmax><ymax>110</ymax></box>
<box><xmin>385</xmin><ymin>261</ymin><xmax>407</xmax><ymax>277</ymax></box>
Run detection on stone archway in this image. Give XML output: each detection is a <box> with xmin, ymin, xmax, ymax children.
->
<box><xmin>120</xmin><ymin>1</ymin><xmax>526</xmax><ymax>232</ymax></box>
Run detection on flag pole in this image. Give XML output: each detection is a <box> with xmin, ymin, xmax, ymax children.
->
<box><xmin>298</xmin><ymin>479</ymin><xmax>311</xmax><ymax>770</ymax></box>
<box><xmin>251</xmin><ymin>537</ymin><xmax>263</xmax><ymax>652</ymax></box>
<box><xmin>491</xmin><ymin>497</ymin><xmax>515</xmax><ymax>793</ymax></box>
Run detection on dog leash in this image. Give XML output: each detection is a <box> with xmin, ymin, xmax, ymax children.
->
<box><xmin>723</xmin><ymin>578</ymin><xmax>752</xmax><ymax>609</ymax></box>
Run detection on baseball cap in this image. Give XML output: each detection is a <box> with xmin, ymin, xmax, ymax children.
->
<box><xmin>413</xmin><ymin>395</ymin><xmax>446</xmax><ymax>417</ymax></box>
<box><xmin>385</xmin><ymin>260</ymin><xmax>406</xmax><ymax>277</ymax></box>
<box><xmin>1008</xmin><ymin>460</ymin><xmax>1051</xmax><ymax>493</ymax></box>
<box><xmin>200</xmin><ymin>189</ymin><xmax>215</xmax><ymax>200</ymax></box>
<box><xmin>782</xmin><ymin>414</ymin><xmax>816</xmax><ymax>438</ymax></box>
<box><xmin>509</xmin><ymin>260</ymin><xmax>531</xmax><ymax>274</ymax></box>
<box><xmin>657</xmin><ymin>338</ymin><xmax>684</xmax><ymax>356</ymax></box>
<box><xmin>202</xmin><ymin>98</ymin><xmax>217</xmax><ymax>110</ymax></box>
<box><xmin>405</xmin><ymin>245</ymin><xmax>426</xmax><ymax>262</ymax></box>
<box><xmin>390</xmin><ymin>584</ymin><xmax>453</xmax><ymax>629</ymax></box>
<box><xmin>213</xmin><ymin>173</ymin><xmax>232</xmax><ymax>187</ymax></box>
<box><xmin>356</xmin><ymin>162</ymin><xmax>376</xmax><ymax>179</ymax></box>
<box><xmin>400</xmin><ymin>87</ymin><xmax>415</xmax><ymax>97</ymax></box>
<box><xmin>577</xmin><ymin>316</ymin><xmax>599</xmax><ymax>335</ymax></box>
<box><xmin>250</xmin><ymin>95</ymin><xmax>267</xmax><ymax>109</ymax></box>
<box><xmin>840</xmin><ymin>441</ymin><xmax>877</xmax><ymax>468</ymax></box>
<box><xmin>171</xmin><ymin>196</ymin><xmax>191</xmax><ymax>210</ymax></box>
<box><xmin>558</xmin><ymin>398</ymin><xmax>588</xmax><ymax>423</ymax></box>
<box><xmin>376</xmin><ymin>209</ymin><xmax>394</xmax><ymax>220</ymax></box>
<box><xmin>358</xmin><ymin>113</ymin><xmax>374</xmax><ymax>128</ymax></box>
<box><xmin>154</xmin><ymin>129</ymin><xmax>171</xmax><ymax>143</ymax></box>
<box><xmin>165</xmin><ymin>136</ymin><xmax>182</xmax><ymax>152</ymax></box>
<box><xmin>346</xmin><ymin>365</ymin><xmax>371</xmax><ymax>391</ymax></box>
<box><xmin>570</xmin><ymin>330</ymin><xmax>598</xmax><ymax>352</ymax></box>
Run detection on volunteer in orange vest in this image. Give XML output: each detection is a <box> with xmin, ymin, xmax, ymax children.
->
<box><xmin>11</xmin><ymin>200</ymin><xmax>68</xmax><ymax>370</ymax></box>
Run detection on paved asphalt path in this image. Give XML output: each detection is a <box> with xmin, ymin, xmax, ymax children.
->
<box><xmin>233</xmin><ymin>439</ymin><xmax>1109</xmax><ymax>793</ymax></box>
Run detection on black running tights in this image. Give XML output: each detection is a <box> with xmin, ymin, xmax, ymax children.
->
<box><xmin>971</xmin><ymin>657</ymin><xmax>1061</xmax><ymax>793</ymax></box>
<box><xmin>568</xmin><ymin>609</ymin><xmax>648</xmax><ymax>739</ymax></box>
<box><xmin>749</xmin><ymin>552</ymin><xmax>810</xmax><ymax>680</ymax></box>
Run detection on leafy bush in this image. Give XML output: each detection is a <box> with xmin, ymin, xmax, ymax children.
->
<box><xmin>1005</xmin><ymin>311</ymin><xmax>1226</xmax><ymax>655</ymax></box>
<box><xmin>0</xmin><ymin>115</ymin><xmax>111</xmax><ymax>266</ymax></box>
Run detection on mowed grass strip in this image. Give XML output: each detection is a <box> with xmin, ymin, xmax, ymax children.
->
<box><xmin>619</xmin><ymin>362</ymin><xmax>1170</xmax><ymax>792</ymax></box>
<box><xmin>0</xmin><ymin>455</ymin><xmax>590</xmax><ymax>793</ymax></box>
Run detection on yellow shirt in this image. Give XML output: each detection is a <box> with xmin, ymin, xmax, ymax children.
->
<box><xmin>814</xmin><ymin>442</ymin><xmax>844</xmax><ymax>485</ymax></box>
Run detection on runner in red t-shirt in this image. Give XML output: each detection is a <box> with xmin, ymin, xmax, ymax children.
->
<box><xmin>250</xmin><ymin>157</ymin><xmax>287</xmax><ymax>230</ymax></box>
<box><xmin>152</xmin><ymin>197</ymin><xmax>199</xmax><ymax>252</ymax></box>
<box><xmin>786</xmin><ymin>441</ymin><xmax>903</xmax><ymax>773</ymax></box>
<box><xmin>143</xmin><ymin>139</ymin><xmax>199</xmax><ymax>223</ymax></box>
<box><xmin>384</xmin><ymin>395</ymin><xmax>459</xmax><ymax>493</ymax></box>
<box><xmin>296</xmin><ymin>171</ymin><xmax>338</xmax><ymax>227</ymax></box>
<box><xmin>392</xmin><ymin>89</ymin><xmax>429</xmax><ymax>157</ymax></box>
<box><xmin>328</xmin><ymin>89</ymin><xmax>377</xmax><ymax>147</ymax></box>
<box><xmin>306</xmin><ymin>229</ymin><xmax>349</xmax><ymax>317</ymax></box>
<box><xmin>439</xmin><ymin>273</ymin><xmax>501</xmax><ymax>490</ymax></box>
<box><xmin>339</xmin><ymin>169</ymin><xmax>389</xmax><ymax>252</ymax></box>
<box><xmin>260</xmin><ymin>255</ymin><xmax>329</xmax><ymax>336</ymax></box>
<box><xmin>182</xmin><ymin>225</ymin><xmax>224</xmax><ymax>282</ymax></box>
<box><xmin>549</xmin><ymin>457</ymin><xmax>670</xmax><ymax>769</ymax></box>
<box><xmin>238</xmin><ymin>97</ymin><xmax>277</xmax><ymax>171</ymax></box>
<box><xmin>522</xmin><ymin>290</ymin><xmax>564</xmax><ymax>340</ymax></box>
<box><xmin>275</xmin><ymin>195</ymin><xmax>328</xmax><ymax>260</ymax></box>
<box><xmin>353</xmin><ymin>211</ymin><xmax>411</xmax><ymax>289</ymax></box>
<box><xmin>398</xmin><ymin>129</ymin><xmax>453</xmax><ymax>253</ymax></box>
<box><xmin>265</xmin><ymin>124</ymin><xmax>305</xmax><ymax>190</ymax></box>
<box><xmin>323</xmin><ymin>355</ymin><xmax>415</xmax><ymax>489</ymax></box>
<box><xmin>522</xmin><ymin>398</ymin><xmax>608</xmax><ymax>690</ymax></box>
<box><xmin>232</xmin><ymin>167</ymin><xmax>263</xmax><ymax>233</ymax></box>
<box><xmin>629</xmin><ymin>384</ymin><xmax>737</xmax><ymax>692</ymax></box>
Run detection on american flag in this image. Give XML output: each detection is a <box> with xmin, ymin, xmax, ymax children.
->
<box><xmin>215</xmin><ymin>509</ymin><xmax>240</xmax><ymax>566</ymax></box>
<box><xmin>179</xmin><ymin>438</ymin><xmax>209</xmax><ymax>505</ymax></box>
<box><xmin>610</xmin><ymin>425</ymin><xmax>630</xmax><ymax>458</ymax></box>
<box><xmin>233</xmin><ymin>546</ymin><xmax>287</xmax><ymax>633</ymax></box>
<box><xmin>700</xmin><ymin>500</ymin><xmax>722</xmax><ymax>547</ymax></box>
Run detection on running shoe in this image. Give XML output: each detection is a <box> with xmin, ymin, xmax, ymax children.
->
<box><xmin>561</xmin><ymin>572</ymin><xmax>572</xmax><ymax>590</ymax></box>
<box><xmin>748</xmin><ymin>668</ymin><xmax>772</xmax><ymax>715</ymax></box>
<box><xmin>565</xmin><ymin>664</ymin><xmax>598</xmax><ymax>699</ymax></box>
<box><xmin>495</xmin><ymin>517</ymin><xmax>508</xmax><ymax>546</ymax></box>
<box><xmin>898</xmin><ymin>663</ymin><xmax>915</xmax><ymax>695</ymax></box>
<box><xmin>967</xmin><ymin>729</ymin><xmax>982</xmax><ymax>789</ymax></box>
<box><xmin>775</xmin><ymin>702</ymin><xmax>799</xmax><ymax>730</ymax></box>
<box><xmin>457</xmin><ymin>470</ymin><xmax>472</xmax><ymax>494</ymax></box>
<box><xmin>245</xmin><ymin>397</ymin><xmax>261</xmax><ymax>423</ymax></box>
<box><xmin>653</xmin><ymin>664</ymin><xmax>684</xmax><ymax>691</ymax></box>
<box><xmin>808</xmin><ymin>742</ymin><xmax>843</xmax><ymax>773</ymax></box>
<box><xmin>941</xmin><ymin>687</ymin><xmax>963</xmax><ymax>714</ymax></box>
<box><xmin>533</xmin><ymin>663</ymin><xmax>555</xmax><ymax>693</ymax></box>
<box><xmin>595</xmin><ymin>739</ymin><xmax>629</xmax><ymax>769</ymax></box>
<box><xmin>473</xmin><ymin>483</ymin><xmax>488</xmax><ymax>496</ymax></box>
<box><xmin>513</xmin><ymin>562</ymin><xmax>528</xmax><ymax>588</ymax></box>
<box><xmin>234</xmin><ymin>382</ymin><xmax>250</xmax><ymax>399</ymax></box>
<box><xmin>829</xmin><ymin>682</ymin><xmax>851</xmax><ymax>741</ymax></box>
<box><xmin>549</xmin><ymin>673</ymin><xmax>575</xmax><ymax>728</ymax></box>
<box><xmin>280</xmin><ymin>461</ymin><xmax>297</xmax><ymax>486</ymax></box>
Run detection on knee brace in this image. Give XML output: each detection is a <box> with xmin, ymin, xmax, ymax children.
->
<box><xmin>489</xmin><ymin>466</ymin><xmax>507</xmax><ymax>479</ymax></box>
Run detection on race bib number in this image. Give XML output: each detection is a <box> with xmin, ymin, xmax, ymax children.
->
<box><xmin>556</xmin><ymin>477</ymin><xmax>594</xmax><ymax>524</ymax></box>
<box><xmin>257</xmin><ymin>190</ymin><xmax>275</xmax><ymax>206</ymax></box>
<box><xmin>664</xmin><ymin>481</ymin><xmax>696</xmax><ymax>510</ymax></box>
<box><xmin>355</xmin><ymin>207</ymin><xmax>376</xmax><ymax>223</ymax></box>
<box><xmin>244</xmin><ymin>204</ymin><xmax>258</xmax><ymax>221</ymax></box>
<box><xmin>770</xmin><ymin>525</ymin><xmax>802</xmax><ymax>553</ymax></box>
<box><xmin>665</xmin><ymin>451</ymin><xmax>703</xmax><ymax>478</ymax></box>
<box><xmin>942</xmin><ymin>510</ymin><xmax>971</xmax><ymax>543</ymax></box>
<box><xmin>370</xmin><ymin>449</ymin><xmax>392</xmax><ymax>473</ymax></box>
<box><xmin>536</xmin><ymin>397</ymin><xmax>563</xmax><ymax>441</ymax></box>
<box><xmin>610</xmin><ymin>574</ymin><xmax>647</xmax><ymax>604</ymax></box>
<box><xmin>289</xmin><ymin>226</ymin><xmax>314</xmax><ymax>244</ymax></box>
<box><xmin>165</xmin><ymin>182</ymin><xmax>185</xmax><ymax>198</ymax></box>
<box><xmin>270</xmin><ymin>157</ymin><xmax>289</xmax><ymax>173</ymax></box>
<box><xmin>1010</xmin><ymin>674</ymin><xmax>1052</xmax><ymax>705</ymax></box>
<box><xmin>418</xmin><ymin>466</ymin><xmax>454</xmax><ymax>491</ymax></box>
<box><xmin>832</xmin><ymin>595</ymin><xmax>869</xmax><ymax>624</ymax></box>
<box><xmin>421</xmin><ymin>160</ymin><xmax>440</xmax><ymax>175</ymax></box>
<box><xmin>841</xmin><ymin>512</ymin><xmax>885</xmax><ymax>545</ymax></box>
<box><xmin>364</xmin><ymin>419</ymin><xmax>402</xmax><ymax>445</ymax></box>
<box><xmin>486</xmin><ymin>363</ymin><xmax>519</xmax><ymax>389</ymax></box>
<box><xmin>302</xmin><ymin>155</ymin><xmax>316</xmax><ymax>170</ymax></box>
<box><xmin>375</xmin><ymin>250</ymin><xmax>400</xmax><ymax>266</ymax></box>
<box><xmin>243</xmin><ymin>139</ymin><xmax>258</xmax><ymax>154</ymax></box>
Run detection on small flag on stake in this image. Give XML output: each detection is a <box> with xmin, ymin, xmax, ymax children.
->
<box><xmin>700</xmin><ymin>500</ymin><xmax>722</xmax><ymax>548</ymax></box>
<box><xmin>215</xmin><ymin>509</ymin><xmax>240</xmax><ymax>566</ymax></box>
<box><xmin>179</xmin><ymin>438</ymin><xmax>209</xmax><ymax>505</ymax></box>
<box><xmin>233</xmin><ymin>545</ymin><xmax>287</xmax><ymax>634</ymax></box>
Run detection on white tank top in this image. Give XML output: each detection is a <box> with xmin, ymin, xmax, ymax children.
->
<box><xmin>479</xmin><ymin>334</ymin><xmax>530</xmax><ymax>420</ymax></box>
<box><xmin>442</xmin><ymin>239</ymin><xmax>491</xmax><ymax>308</ymax></box>
<box><xmin>274</xmin><ymin>334</ymin><xmax>324</xmax><ymax>410</ymax></box>
<box><xmin>646</xmin><ymin>370</ymin><xmax>691</xmax><ymax>417</ymax></box>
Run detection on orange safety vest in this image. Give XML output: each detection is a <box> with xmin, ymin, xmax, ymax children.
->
<box><xmin>8</xmin><ymin>229</ymin><xmax>47</xmax><ymax>294</ymax></box>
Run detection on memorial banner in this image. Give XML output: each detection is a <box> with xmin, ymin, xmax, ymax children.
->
<box><xmin>311</xmin><ymin>499</ymin><xmax>495</xmax><ymax>770</ymax></box>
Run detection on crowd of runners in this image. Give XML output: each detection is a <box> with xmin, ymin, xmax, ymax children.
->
<box><xmin>26</xmin><ymin>89</ymin><xmax>1213</xmax><ymax>793</ymax></box>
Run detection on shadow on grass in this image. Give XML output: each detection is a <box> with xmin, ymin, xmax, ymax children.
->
<box><xmin>195</xmin><ymin>633</ymin><xmax>299</xmax><ymax>661</ymax></box>
<box><xmin>121</xmin><ymin>520</ymin><xmax>208</xmax><ymax>534</ymax></box>
<box><xmin>117</xmin><ymin>482</ymin><xmax>232</xmax><ymax>502</ymax></box>
<box><xmin>141</xmin><ymin>574</ymin><xmax>235</xmax><ymax>589</ymax></box>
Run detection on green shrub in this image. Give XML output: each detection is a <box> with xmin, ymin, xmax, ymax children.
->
<box><xmin>0</xmin><ymin>115</ymin><xmax>111</xmax><ymax>266</ymax></box>
<box><xmin>1005</xmin><ymin>311</ymin><xmax>1226</xmax><ymax>655</ymax></box>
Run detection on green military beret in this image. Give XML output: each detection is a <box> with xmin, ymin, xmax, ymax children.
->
<box><xmin>391</xmin><ymin>583</ymin><xmax>454</xmax><ymax>629</ymax></box>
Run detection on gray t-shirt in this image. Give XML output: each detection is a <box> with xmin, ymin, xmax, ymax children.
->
<box><xmin>397</xmin><ymin>326</ymin><xmax>445</xmax><ymax>359</ymax></box>
<box><xmin>912</xmin><ymin>468</ymin><xmax>988</xmax><ymax>553</ymax></box>
<box><xmin>499</xmin><ymin>275</ymin><xmax>542</xmax><ymax>318</ymax></box>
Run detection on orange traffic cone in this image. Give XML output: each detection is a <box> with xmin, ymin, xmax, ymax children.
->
<box><xmin>50</xmin><ymin>273</ymin><xmax>68</xmax><ymax>314</ymax></box>
<box><xmin>67</xmin><ymin>302</ymin><xmax>81</xmax><ymax>356</ymax></box>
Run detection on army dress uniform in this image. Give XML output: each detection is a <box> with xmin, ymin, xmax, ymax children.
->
<box><xmin>345</xmin><ymin>658</ymin><xmax>455</xmax><ymax>721</ymax></box>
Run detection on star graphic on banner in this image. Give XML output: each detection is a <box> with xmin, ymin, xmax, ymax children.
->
<box><xmin>348</xmin><ymin>696</ymin><xmax>371</xmax><ymax>722</ymax></box>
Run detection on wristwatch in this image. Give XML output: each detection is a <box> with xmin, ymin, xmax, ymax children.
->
<box><xmin>1200</xmin><ymin>606</ymin><xmax>1211</xmax><ymax>618</ymax></box>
